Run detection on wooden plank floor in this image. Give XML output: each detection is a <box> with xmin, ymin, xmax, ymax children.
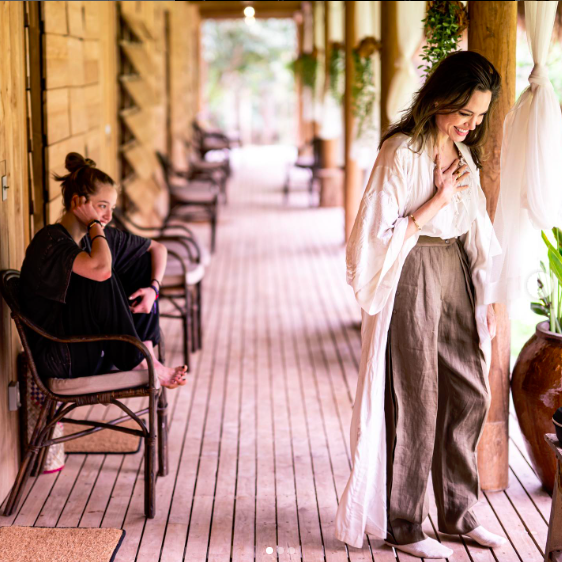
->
<box><xmin>0</xmin><ymin>145</ymin><xmax>553</xmax><ymax>561</ymax></box>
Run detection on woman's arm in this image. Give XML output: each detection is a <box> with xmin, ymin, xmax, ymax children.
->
<box><xmin>147</xmin><ymin>240</ymin><xmax>167</xmax><ymax>287</ymax></box>
<box><xmin>71</xmin><ymin>197</ymin><xmax>113</xmax><ymax>282</ymax></box>
<box><xmin>129</xmin><ymin>240</ymin><xmax>168</xmax><ymax>314</ymax></box>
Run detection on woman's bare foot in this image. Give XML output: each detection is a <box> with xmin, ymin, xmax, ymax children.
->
<box><xmin>133</xmin><ymin>341</ymin><xmax>188</xmax><ymax>389</ymax></box>
<box><xmin>155</xmin><ymin>361</ymin><xmax>188</xmax><ymax>389</ymax></box>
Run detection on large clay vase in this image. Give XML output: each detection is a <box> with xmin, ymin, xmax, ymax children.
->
<box><xmin>511</xmin><ymin>321</ymin><xmax>562</xmax><ymax>493</ymax></box>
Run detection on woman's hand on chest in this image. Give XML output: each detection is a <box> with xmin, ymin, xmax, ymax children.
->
<box><xmin>433</xmin><ymin>151</ymin><xmax>471</xmax><ymax>207</ymax></box>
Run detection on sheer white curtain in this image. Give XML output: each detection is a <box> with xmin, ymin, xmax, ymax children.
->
<box><xmin>386</xmin><ymin>1</ymin><xmax>425</xmax><ymax>123</ymax></box>
<box><xmin>485</xmin><ymin>1</ymin><xmax>562</xmax><ymax>315</ymax></box>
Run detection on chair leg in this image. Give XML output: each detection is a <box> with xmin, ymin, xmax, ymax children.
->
<box><xmin>210</xmin><ymin>207</ymin><xmax>217</xmax><ymax>254</ymax></box>
<box><xmin>182</xmin><ymin>296</ymin><xmax>191</xmax><ymax>371</ymax></box>
<box><xmin>190</xmin><ymin>299</ymin><xmax>198</xmax><ymax>354</ymax></box>
<box><xmin>157</xmin><ymin>389</ymin><xmax>169</xmax><ymax>477</ymax></box>
<box><xmin>144</xmin><ymin>392</ymin><xmax>157</xmax><ymax>518</ymax></box>
<box><xmin>32</xmin><ymin>401</ymin><xmax>57</xmax><ymax>477</ymax></box>
<box><xmin>196</xmin><ymin>281</ymin><xmax>203</xmax><ymax>351</ymax></box>
<box><xmin>4</xmin><ymin>399</ymin><xmax>51</xmax><ymax>516</ymax></box>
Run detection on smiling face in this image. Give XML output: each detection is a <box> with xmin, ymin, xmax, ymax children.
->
<box><xmin>434</xmin><ymin>89</ymin><xmax>492</xmax><ymax>142</ymax></box>
<box><xmin>88</xmin><ymin>183</ymin><xmax>118</xmax><ymax>227</ymax></box>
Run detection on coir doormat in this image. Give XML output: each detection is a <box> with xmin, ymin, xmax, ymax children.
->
<box><xmin>64</xmin><ymin>420</ymin><xmax>142</xmax><ymax>454</ymax></box>
<box><xmin>0</xmin><ymin>527</ymin><xmax>125</xmax><ymax>562</ymax></box>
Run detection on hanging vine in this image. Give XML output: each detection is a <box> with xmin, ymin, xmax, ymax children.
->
<box><xmin>329</xmin><ymin>42</ymin><xmax>345</xmax><ymax>102</ymax></box>
<box><xmin>419</xmin><ymin>1</ymin><xmax>468</xmax><ymax>77</ymax></box>
<box><xmin>291</xmin><ymin>49</ymin><xmax>319</xmax><ymax>89</ymax></box>
<box><xmin>352</xmin><ymin>37</ymin><xmax>381</xmax><ymax>139</ymax></box>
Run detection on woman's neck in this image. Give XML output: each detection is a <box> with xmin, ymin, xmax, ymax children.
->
<box><xmin>434</xmin><ymin>131</ymin><xmax>456</xmax><ymax>155</ymax></box>
<box><xmin>59</xmin><ymin>212</ymin><xmax>87</xmax><ymax>245</ymax></box>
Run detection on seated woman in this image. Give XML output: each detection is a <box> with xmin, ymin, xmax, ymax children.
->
<box><xmin>20</xmin><ymin>152</ymin><xmax>187</xmax><ymax>389</ymax></box>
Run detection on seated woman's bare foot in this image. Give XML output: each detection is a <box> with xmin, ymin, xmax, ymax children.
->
<box><xmin>155</xmin><ymin>362</ymin><xmax>188</xmax><ymax>389</ymax></box>
<box><xmin>132</xmin><ymin>357</ymin><xmax>187</xmax><ymax>388</ymax></box>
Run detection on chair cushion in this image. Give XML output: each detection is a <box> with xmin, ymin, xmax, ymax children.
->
<box><xmin>48</xmin><ymin>369</ymin><xmax>159</xmax><ymax>396</ymax></box>
<box><xmin>162</xmin><ymin>261</ymin><xmax>205</xmax><ymax>288</ymax></box>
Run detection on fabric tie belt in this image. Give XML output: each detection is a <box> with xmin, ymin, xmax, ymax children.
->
<box><xmin>417</xmin><ymin>235</ymin><xmax>459</xmax><ymax>246</ymax></box>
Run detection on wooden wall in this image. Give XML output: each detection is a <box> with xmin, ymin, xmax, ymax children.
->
<box><xmin>0</xmin><ymin>0</ymin><xmax>200</xmax><ymax>504</ymax></box>
<box><xmin>0</xmin><ymin>1</ymin><xmax>31</xmax><ymax>504</ymax></box>
<box><xmin>43</xmin><ymin>1</ymin><xmax>107</xmax><ymax>224</ymax></box>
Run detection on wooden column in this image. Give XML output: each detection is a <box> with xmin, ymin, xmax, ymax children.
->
<box><xmin>320</xmin><ymin>0</ymin><xmax>337</xmax><ymax>170</ymax></box>
<box><xmin>344</xmin><ymin>0</ymin><xmax>361</xmax><ymax>240</ymax></box>
<box><xmin>296</xmin><ymin>15</ymin><xmax>305</xmax><ymax>147</ymax></box>
<box><xmin>380</xmin><ymin>1</ymin><xmax>399</xmax><ymax>135</ymax></box>
<box><xmin>468</xmin><ymin>0</ymin><xmax>517</xmax><ymax>492</ymax></box>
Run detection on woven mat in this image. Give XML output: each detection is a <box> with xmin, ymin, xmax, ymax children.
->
<box><xmin>0</xmin><ymin>527</ymin><xmax>125</xmax><ymax>562</ymax></box>
<box><xmin>64</xmin><ymin>420</ymin><xmax>142</xmax><ymax>454</ymax></box>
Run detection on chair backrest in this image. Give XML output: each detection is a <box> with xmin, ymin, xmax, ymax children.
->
<box><xmin>0</xmin><ymin>270</ymin><xmax>23</xmax><ymax>320</ymax></box>
<box><xmin>155</xmin><ymin>151</ymin><xmax>172</xmax><ymax>185</ymax></box>
<box><xmin>0</xmin><ymin>269</ymin><xmax>53</xmax><ymax>397</ymax></box>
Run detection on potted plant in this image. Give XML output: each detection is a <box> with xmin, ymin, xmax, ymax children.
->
<box><xmin>511</xmin><ymin>227</ymin><xmax>562</xmax><ymax>493</ymax></box>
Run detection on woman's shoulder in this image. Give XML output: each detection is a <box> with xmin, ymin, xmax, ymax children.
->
<box><xmin>377</xmin><ymin>132</ymin><xmax>418</xmax><ymax>171</ymax></box>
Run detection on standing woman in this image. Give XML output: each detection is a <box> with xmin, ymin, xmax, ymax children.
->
<box><xmin>335</xmin><ymin>51</ymin><xmax>506</xmax><ymax>558</ymax></box>
<box><xmin>20</xmin><ymin>152</ymin><xmax>187</xmax><ymax>388</ymax></box>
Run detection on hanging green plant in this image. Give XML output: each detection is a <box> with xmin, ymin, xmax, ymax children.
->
<box><xmin>352</xmin><ymin>37</ymin><xmax>381</xmax><ymax>139</ymax></box>
<box><xmin>419</xmin><ymin>1</ymin><xmax>468</xmax><ymax>77</ymax></box>
<box><xmin>290</xmin><ymin>49</ymin><xmax>318</xmax><ymax>89</ymax></box>
<box><xmin>329</xmin><ymin>42</ymin><xmax>345</xmax><ymax>102</ymax></box>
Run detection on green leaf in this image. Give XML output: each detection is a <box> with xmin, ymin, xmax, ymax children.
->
<box><xmin>548</xmin><ymin>247</ymin><xmax>562</xmax><ymax>285</ymax></box>
<box><xmin>531</xmin><ymin>302</ymin><xmax>550</xmax><ymax>317</ymax></box>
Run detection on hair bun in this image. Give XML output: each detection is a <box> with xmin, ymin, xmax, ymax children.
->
<box><xmin>64</xmin><ymin>152</ymin><xmax>96</xmax><ymax>173</ymax></box>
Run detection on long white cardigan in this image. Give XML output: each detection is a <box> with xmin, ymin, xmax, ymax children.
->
<box><xmin>335</xmin><ymin>134</ymin><xmax>501</xmax><ymax>548</ymax></box>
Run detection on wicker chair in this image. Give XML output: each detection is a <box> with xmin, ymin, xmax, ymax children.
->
<box><xmin>0</xmin><ymin>269</ymin><xmax>169</xmax><ymax>519</ymax></box>
<box><xmin>284</xmin><ymin>137</ymin><xmax>323</xmax><ymax>206</ymax></box>
<box><xmin>156</xmin><ymin>151</ymin><xmax>220</xmax><ymax>253</ymax></box>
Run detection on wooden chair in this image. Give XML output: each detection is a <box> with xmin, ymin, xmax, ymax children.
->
<box><xmin>0</xmin><ymin>269</ymin><xmax>169</xmax><ymax>519</ymax></box>
<box><xmin>180</xmin><ymin>141</ymin><xmax>229</xmax><ymax>203</ymax></box>
<box><xmin>111</xmin><ymin>208</ymin><xmax>206</xmax><ymax>370</ymax></box>
<box><xmin>156</xmin><ymin>151</ymin><xmax>220</xmax><ymax>253</ymax></box>
<box><xmin>284</xmin><ymin>137</ymin><xmax>323</xmax><ymax>206</ymax></box>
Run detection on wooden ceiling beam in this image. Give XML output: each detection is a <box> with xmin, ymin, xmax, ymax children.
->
<box><xmin>190</xmin><ymin>1</ymin><xmax>302</xmax><ymax>20</ymax></box>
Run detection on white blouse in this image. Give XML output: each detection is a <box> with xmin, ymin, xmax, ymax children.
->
<box><xmin>336</xmin><ymin>132</ymin><xmax>501</xmax><ymax>549</ymax></box>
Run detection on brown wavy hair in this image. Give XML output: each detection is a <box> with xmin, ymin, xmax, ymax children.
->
<box><xmin>53</xmin><ymin>152</ymin><xmax>115</xmax><ymax>210</ymax></box>
<box><xmin>379</xmin><ymin>50</ymin><xmax>501</xmax><ymax>169</ymax></box>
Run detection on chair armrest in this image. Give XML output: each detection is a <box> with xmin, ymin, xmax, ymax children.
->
<box><xmin>116</xmin><ymin>213</ymin><xmax>198</xmax><ymax>241</ymax></box>
<box><xmin>164</xmin><ymin>248</ymin><xmax>188</xmax><ymax>284</ymax></box>
<box><xmin>154</xmin><ymin>235</ymin><xmax>198</xmax><ymax>263</ymax></box>
<box><xmin>16</xmin><ymin>316</ymin><xmax>157</xmax><ymax>390</ymax></box>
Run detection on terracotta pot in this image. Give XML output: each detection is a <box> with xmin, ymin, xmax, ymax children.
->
<box><xmin>511</xmin><ymin>320</ymin><xmax>562</xmax><ymax>493</ymax></box>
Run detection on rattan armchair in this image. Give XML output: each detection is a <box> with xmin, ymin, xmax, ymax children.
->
<box><xmin>0</xmin><ymin>269</ymin><xmax>169</xmax><ymax>519</ymax></box>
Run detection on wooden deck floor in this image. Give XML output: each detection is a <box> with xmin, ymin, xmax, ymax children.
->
<box><xmin>0</xmin><ymin>146</ymin><xmax>554</xmax><ymax>561</ymax></box>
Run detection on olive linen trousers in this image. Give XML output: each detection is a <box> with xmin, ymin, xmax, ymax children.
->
<box><xmin>384</xmin><ymin>235</ymin><xmax>491</xmax><ymax>546</ymax></box>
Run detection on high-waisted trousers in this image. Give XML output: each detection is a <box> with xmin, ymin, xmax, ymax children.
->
<box><xmin>385</xmin><ymin>235</ymin><xmax>490</xmax><ymax>545</ymax></box>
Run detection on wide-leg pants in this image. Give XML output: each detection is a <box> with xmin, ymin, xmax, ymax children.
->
<box><xmin>384</xmin><ymin>235</ymin><xmax>490</xmax><ymax>545</ymax></box>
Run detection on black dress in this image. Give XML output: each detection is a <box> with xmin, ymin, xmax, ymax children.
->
<box><xmin>20</xmin><ymin>223</ymin><xmax>160</xmax><ymax>379</ymax></box>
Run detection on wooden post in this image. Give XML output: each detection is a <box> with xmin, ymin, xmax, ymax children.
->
<box><xmin>296</xmin><ymin>14</ymin><xmax>305</xmax><ymax>147</ymax></box>
<box><xmin>344</xmin><ymin>0</ymin><xmax>361</xmax><ymax>240</ymax></box>
<box><xmin>320</xmin><ymin>0</ymin><xmax>337</xmax><ymax>170</ymax></box>
<box><xmin>380</xmin><ymin>1</ymin><xmax>399</xmax><ymax>135</ymax></box>
<box><xmin>468</xmin><ymin>0</ymin><xmax>517</xmax><ymax>492</ymax></box>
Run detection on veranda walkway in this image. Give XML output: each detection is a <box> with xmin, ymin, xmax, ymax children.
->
<box><xmin>0</xmin><ymin>146</ymin><xmax>553</xmax><ymax>561</ymax></box>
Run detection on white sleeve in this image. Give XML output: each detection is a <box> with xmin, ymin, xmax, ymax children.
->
<box><xmin>459</xmin><ymin>182</ymin><xmax>502</xmax><ymax>368</ymax></box>
<box><xmin>346</xmin><ymin>151</ymin><xmax>416</xmax><ymax>316</ymax></box>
